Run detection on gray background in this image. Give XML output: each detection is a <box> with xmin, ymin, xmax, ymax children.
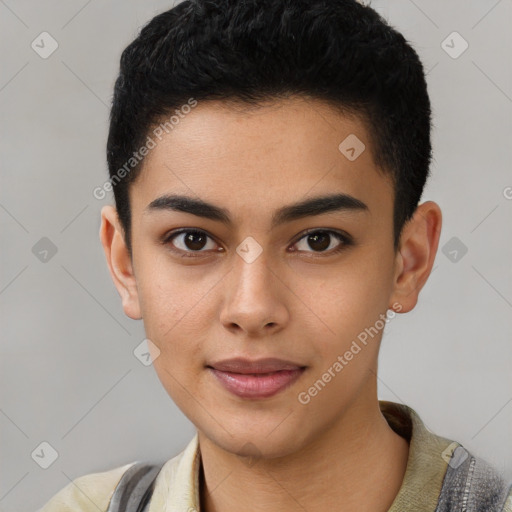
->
<box><xmin>1</xmin><ymin>0</ymin><xmax>511</xmax><ymax>510</ymax></box>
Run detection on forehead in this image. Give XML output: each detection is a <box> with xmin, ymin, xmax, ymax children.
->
<box><xmin>129</xmin><ymin>96</ymin><xmax>393</xmax><ymax>224</ymax></box>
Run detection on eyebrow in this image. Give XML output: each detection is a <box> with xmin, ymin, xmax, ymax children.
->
<box><xmin>144</xmin><ymin>193</ymin><xmax>369</xmax><ymax>229</ymax></box>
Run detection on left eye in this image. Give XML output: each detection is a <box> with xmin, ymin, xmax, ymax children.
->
<box><xmin>166</xmin><ymin>230</ymin><xmax>218</xmax><ymax>254</ymax></box>
<box><xmin>292</xmin><ymin>230</ymin><xmax>348</xmax><ymax>254</ymax></box>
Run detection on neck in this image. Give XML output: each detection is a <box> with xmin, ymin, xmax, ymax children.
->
<box><xmin>198</xmin><ymin>396</ymin><xmax>409</xmax><ymax>512</ymax></box>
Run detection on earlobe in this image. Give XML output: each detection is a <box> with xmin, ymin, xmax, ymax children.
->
<box><xmin>389</xmin><ymin>201</ymin><xmax>442</xmax><ymax>313</ymax></box>
<box><xmin>99</xmin><ymin>205</ymin><xmax>142</xmax><ymax>320</ymax></box>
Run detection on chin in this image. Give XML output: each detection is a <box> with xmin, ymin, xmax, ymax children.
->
<box><xmin>201</xmin><ymin>415</ymin><xmax>309</xmax><ymax>461</ymax></box>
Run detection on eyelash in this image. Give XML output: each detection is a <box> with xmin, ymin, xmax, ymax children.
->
<box><xmin>161</xmin><ymin>228</ymin><xmax>353</xmax><ymax>258</ymax></box>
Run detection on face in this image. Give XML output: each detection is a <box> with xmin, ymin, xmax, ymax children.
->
<box><xmin>103</xmin><ymin>96</ymin><xmax>415</xmax><ymax>459</ymax></box>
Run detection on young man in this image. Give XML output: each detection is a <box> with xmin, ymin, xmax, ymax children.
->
<box><xmin>41</xmin><ymin>0</ymin><xmax>512</xmax><ymax>510</ymax></box>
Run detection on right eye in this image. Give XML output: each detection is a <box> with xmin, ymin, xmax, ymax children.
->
<box><xmin>163</xmin><ymin>229</ymin><xmax>222</xmax><ymax>257</ymax></box>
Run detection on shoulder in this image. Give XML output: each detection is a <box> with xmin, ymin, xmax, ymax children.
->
<box><xmin>436</xmin><ymin>445</ymin><xmax>512</xmax><ymax>512</ymax></box>
<box><xmin>39</xmin><ymin>435</ymin><xmax>200</xmax><ymax>512</ymax></box>
<box><xmin>39</xmin><ymin>462</ymin><xmax>136</xmax><ymax>512</ymax></box>
<box><xmin>380</xmin><ymin>401</ymin><xmax>512</xmax><ymax>511</ymax></box>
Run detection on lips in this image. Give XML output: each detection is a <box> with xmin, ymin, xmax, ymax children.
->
<box><xmin>207</xmin><ymin>357</ymin><xmax>306</xmax><ymax>399</ymax></box>
<box><xmin>209</xmin><ymin>357</ymin><xmax>304</xmax><ymax>374</ymax></box>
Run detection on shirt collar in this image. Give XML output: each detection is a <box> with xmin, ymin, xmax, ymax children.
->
<box><xmin>381</xmin><ymin>400</ymin><xmax>453</xmax><ymax>511</ymax></box>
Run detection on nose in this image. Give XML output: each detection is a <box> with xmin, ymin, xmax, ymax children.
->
<box><xmin>219</xmin><ymin>251</ymin><xmax>289</xmax><ymax>337</ymax></box>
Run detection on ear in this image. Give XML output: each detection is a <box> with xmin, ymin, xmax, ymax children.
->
<box><xmin>389</xmin><ymin>201</ymin><xmax>442</xmax><ymax>313</ymax></box>
<box><xmin>99</xmin><ymin>205</ymin><xmax>142</xmax><ymax>320</ymax></box>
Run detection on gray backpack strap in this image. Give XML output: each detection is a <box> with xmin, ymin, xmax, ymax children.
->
<box><xmin>107</xmin><ymin>461</ymin><xmax>163</xmax><ymax>512</ymax></box>
<box><xmin>435</xmin><ymin>445</ymin><xmax>512</xmax><ymax>512</ymax></box>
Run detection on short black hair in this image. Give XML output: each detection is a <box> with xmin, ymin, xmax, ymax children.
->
<box><xmin>106</xmin><ymin>0</ymin><xmax>433</xmax><ymax>256</ymax></box>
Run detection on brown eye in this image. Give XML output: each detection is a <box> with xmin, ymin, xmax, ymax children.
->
<box><xmin>292</xmin><ymin>230</ymin><xmax>350</xmax><ymax>255</ymax></box>
<box><xmin>165</xmin><ymin>229</ymin><xmax>219</xmax><ymax>254</ymax></box>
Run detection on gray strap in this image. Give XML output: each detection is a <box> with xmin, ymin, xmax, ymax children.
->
<box><xmin>107</xmin><ymin>462</ymin><xmax>162</xmax><ymax>512</ymax></box>
<box><xmin>435</xmin><ymin>446</ymin><xmax>512</xmax><ymax>512</ymax></box>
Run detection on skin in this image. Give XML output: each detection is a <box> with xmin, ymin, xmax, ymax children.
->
<box><xmin>100</xmin><ymin>96</ymin><xmax>442</xmax><ymax>512</ymax></box>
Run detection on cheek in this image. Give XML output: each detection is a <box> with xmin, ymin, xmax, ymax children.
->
<box><xmin>143</xmin><ymin>282</ymin><xmax>208</xmax><ymax>415</ymax></box>
<box><xmin>294</xmin><ymin>266</ymin><xmax>392</xmax><ymax>385</ymax></box>
<box><xmin>136</xmin><ymin>264</ymin><xmax>217</xmax><ymax>372</ymax></box>
<box><xmin>151</xmin><ymin>354</ymin><xmax>210</xmax><ymax>431</ymax></box>
<box><xmin>136</xmin><ymin>253</ymin><xmax>200</xmax><ymax>336</ymax></box>
<box><xmin>303</xmin><ymin>261</ymin><xmax>391</xmax><ymax>337</ymax></box>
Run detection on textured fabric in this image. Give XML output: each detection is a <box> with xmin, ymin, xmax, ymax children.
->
<box><xmin>504</xmin><ymin>493</ymin><xmax>512</xmax><ymax>512</ymax></box>
<box><xmin>106</xmin><ymin>462</ymin><xmax>162</xmax><ymax>511</ymax></box>
<box><xmin>384</xmin><ymin>401</ymin><xmax>457</xmax><ymax>510</ymax></box>
<box><xmin>434</xmin><ymin>445</ymin><xmax>512</xmax><ymax>512</ymax></box>
<box><xmin>40</xmin><ymin>400</ymin><xmax>512</xmax><ymax>511</ymax></box>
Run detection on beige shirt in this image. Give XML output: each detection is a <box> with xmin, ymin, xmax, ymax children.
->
<box><xmin>40</xmin><ymin>401</ymin><xmax>512</xmax><ymax>511</ymax></box>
